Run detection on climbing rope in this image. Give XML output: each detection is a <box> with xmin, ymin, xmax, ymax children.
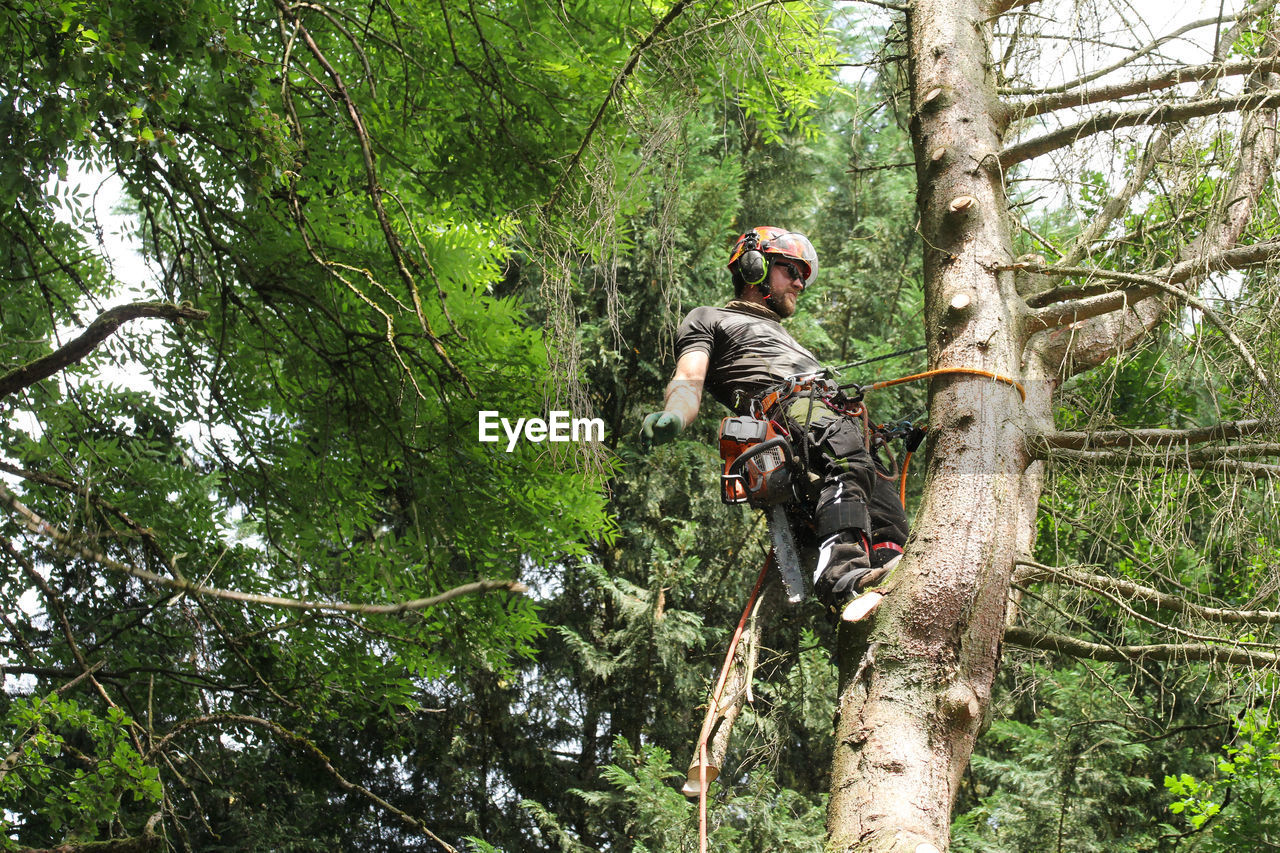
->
<box><xmin>856</xmin><ymin>366</ymin><xmax>1027</xmax><ymax>402</ymax></box>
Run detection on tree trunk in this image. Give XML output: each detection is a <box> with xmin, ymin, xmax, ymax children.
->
<box><xmin>825</xmin><ymin>0</ymin><xmax>1039</xmax><ymax>848</ymax></box>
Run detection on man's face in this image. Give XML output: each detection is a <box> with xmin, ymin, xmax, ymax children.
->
<box><xmin>765</xmin><ymin>258</ymin><xmax>806</xmax><ymax>318</ymax></box>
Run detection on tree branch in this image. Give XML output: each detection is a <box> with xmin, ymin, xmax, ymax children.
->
<box><xmin>1001</xmin><ymin>90</ymin><xmax>1280</xmax><ymax>168</ymax></box>
<box><xmin>0</xmin><ymin>480</ymin><xmax>527</xmax><ymax>616</ymax></box>
<box><xmin>1018</xmin><ymin>244</ymin><xmax>1280</xmax><ymax>392</ymax></box>
<box><xmin>148</xmin><ymin>713</ymin><xmax>457</xmax><ymax>852</ymax></box>
<box><xmin>544</xmin><ymin>0</ymin><xmax>695</xmax><ymax>212</ymax></box>
<box><xmin>1015</xmin><ymin>561</ymin><xmax>1280</xmax><ymax>625</ymax></box>
<box><xmin>999</xmin><ymin>7</ymin><xmax>1260</xmax><ymax>96</ymax></box>
<box><xmin>1032</xmin><ymin>449</ymin><xmax>1280</xmax><ymax>475</ymax></box>
<box><xmin>1004</xmin><ymin>626</ymin><xmax>1280</xmax><ymax>668</ymax></box>
<box><xmin>1014</xmin><ymin>57</ymin><xmax>1280</xmax><ymax>119</ymax></box>
<box><xmin>0</xmin><ymin>302</ymin><xmax>208</xmax><ymax>400</ymax></box>
<box><xmin>1032</xmin><ymin>420</ymin><xmax>1272</xmax><ymax>450</ymax></box>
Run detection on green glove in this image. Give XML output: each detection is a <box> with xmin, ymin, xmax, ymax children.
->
<box><xmin>641</xmin><ymin>411</ymin><xmax>685</xmax><ymax>446</ymax></box>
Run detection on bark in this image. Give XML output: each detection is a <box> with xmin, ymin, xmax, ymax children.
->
<box><xmin>825</xmin><ymin>0</ymin><xmax>1033</xmax><ymax>848</ymax></box>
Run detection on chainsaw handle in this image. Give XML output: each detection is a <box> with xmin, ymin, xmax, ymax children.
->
<box><xmin>726</xmin><ymin>436</ymin><xmax>797</xmax><ymax>480</ymax></box>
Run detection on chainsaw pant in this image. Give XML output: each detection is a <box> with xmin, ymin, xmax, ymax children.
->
<box><xmin>802</xmin><ymin>414</ymin><xmax>909</xmax><ymax>612</ymax></box>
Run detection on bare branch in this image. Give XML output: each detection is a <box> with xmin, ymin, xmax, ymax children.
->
<box><xmin>1001</xmin><ymin>90</ymin><xmax>1280</xmax><ymax>168</ymax></box>
<box><xmin>1033</xmin><ymin>420</ymin><xmax>1272</xmax><ymax>450</ymax></box>
<box><xmin>1018</xmin><ymin>254</ymin><xmax>1277</xmax><ymax>390</ymax></box>
<box><xmin>999</xmin><ymin>8</ymin><xmax>1259</xmax><ymax>96</ymax></box>
<box><xmin>1015</xmin><ymin>57</ymin><xmax>1280</xmax><ymax>120</ymax></box>
<box><xmin>1005</xmin><ymin>626</ymin><xmax>1280</xmax><ymax>668</ymax></box>
<box><xmin>1031</xmin><ymin>448</ymin><xmax>1280</xmax><ymax>475</ymax></box>
<box><xmin>1052</xmin><ymin>10</ymin><xmax>1274</xmax><ymax>270</ymax></box>
<box><xmin>0</xmin><ymin>480</ymin><xmax>527</xmax><ymax>616</ymax></box>
<box><xmin>1015</xmin><ymin>561</ymin><xmax>1280</xmax><ymax>625</ymax></box>
<box><xmin>0</xmin><ymin>302</ymin><xmax>208</xmax><ymax>400</ymax></box>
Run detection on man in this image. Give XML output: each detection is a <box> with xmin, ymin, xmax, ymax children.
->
<box><xmin>642</xmin><ymin>226</ymin><xmax>908</xmax><ymax>620</ymax></box>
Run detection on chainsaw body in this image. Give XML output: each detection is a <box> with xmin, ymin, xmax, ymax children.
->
<box><xmin>718</xmin><ymin>416</ymin><xmax>797</xmax><ymax>507</ymax></box>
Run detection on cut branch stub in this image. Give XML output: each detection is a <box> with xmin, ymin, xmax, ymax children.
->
<box><xmin>948</xmin><ymin>195</ymin><xmax>978</xmax><ymax>213</ymax></box>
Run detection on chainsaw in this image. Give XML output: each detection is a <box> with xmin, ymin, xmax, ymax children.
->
<box><xmin>717</xmin><ymin>415</ymin><xmax>807</xmax><ymax>603</ymax></box>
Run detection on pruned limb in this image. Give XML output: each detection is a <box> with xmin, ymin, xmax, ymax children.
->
<box><xmin>1015</xmin><ymin>57</ymin><xmax>1280</xmax><ymax>120</ymax></box>
<box><xmin>148</xmin><ymin>713</ymin><xmax>457</xmax><ymax>852</ymax></box>
<box><xmin>1005</xmin><ymin>626</ymin><xmax>1280</xmax><ymax>668</ymax></box>
<box><xmin>1033</xmin><ymin>420</ymin><xmax>1271</xmax><ymax>450</ymax></box>
<box><xmin>1015</xmin><ymin>561</ymin><xmax>1280</xmax><ymax>625</ymax></box>
<box><xmin>683</xmin><ymin>575</ymin><xmax>780</xmax><ymax>795</ymax></box>
<box><xmin>0</xmin><ymin>302</ymin><xmax>208</xmax><ymax>400</ymax></box>
<box><xmin>0</xmin><ymin>480</ymin><xmax>525</xmax><ymax>616</ymax></box>
<box><xmin>1000</xmin><ymin>90</ymin><xmax>1280</xmax><ymax>168</ymax></box>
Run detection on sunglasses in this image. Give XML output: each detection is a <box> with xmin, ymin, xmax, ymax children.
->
<box><xmin>777</xmin><ymin>261</ymin><xmax>805</xmax><ymax>282</ymax></box>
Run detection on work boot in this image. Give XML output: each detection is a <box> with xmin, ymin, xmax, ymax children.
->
<box><xmin>812</xmin><ymin>530</ymin><xmax>872</xmax><ymax>613</ymax></box>
<box><xmin>839</xmin><ymin>553</ymin><xmax>903</xmax><ymax>623</ymax></box>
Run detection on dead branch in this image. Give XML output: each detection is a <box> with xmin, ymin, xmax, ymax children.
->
<box><xmin>1015</xmin><ymin>561</ymin><xmax>1280</xmax><ymax>625</ymax></box>
<box><xmin>0</xmin><ymin>480</ymin><xmax>527</xmax><ymax>616</ymax></box>
<box><xmin>1052</xmin><ymin>10</ymin><xmax>1271</xmax><ymax>270</ymax></box>
<box><xmin>1033</xmin><ymin>420</ymin><xmax>1271</xmax><ymax>450</ymax></box>
<box><xmin>1036</xmin><ymin>450</ymin><xmax>1280</xmax><ymax>476</ymax></box>
<box><xmin>1019</xmin><ymin>255</ymin><xmax>1276</xmax><ymax>390</ymax></box>
<box><xmin>1015</xmin><ymin>57</ymin><xmax>1280</xmax><ymax>120</ymax></box>
<box><xmin>0</xmin><ymin>302</ymin><xmax>208</xmax><ymax>400</ymax></box>
<box><xmin>999</xmin><ymin>6</ymin><xmax>1261</xmax><ymax>97</ymax></box>
<box><xmin>1005</xmin><ymin>626</ymin><xmax>1280</xmax><ymax>668</ymax></box>
<box><xmin>1001</xmin><ymin>90</ymin><xmax>1280</xmax><ymax>168</ymax></box>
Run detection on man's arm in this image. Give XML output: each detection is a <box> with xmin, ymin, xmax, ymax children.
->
<box><xmin>642</xmin><ymin>350</ymin><xmax>708</xmax><ymax>445</ymax></box>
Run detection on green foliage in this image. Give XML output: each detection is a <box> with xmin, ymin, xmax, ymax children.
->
<box><xmin>0</xmin><ymin>695</ymin><xmax>161</xmax><ymax>847</ymax></box>
<box><xmin>1165</xmin><ymin>710</ymin><xmax>1280</xmax><ymax>851</ymax></box>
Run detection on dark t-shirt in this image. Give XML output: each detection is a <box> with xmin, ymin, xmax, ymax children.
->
<box><xmin>675</xmin><ymin>303</ymin><xmax>822</xmax><ymax>413</ymax></box>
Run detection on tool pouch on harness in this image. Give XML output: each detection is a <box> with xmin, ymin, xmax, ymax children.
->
<box><xmin>815</xmin><ymin>498</ymin><xmax>871</xmax><ymax>540</ymax></box>
<box><xmin>718</xmin><ymin>416</ymin><xmax>796</xmax><ymax>507</ymax></box>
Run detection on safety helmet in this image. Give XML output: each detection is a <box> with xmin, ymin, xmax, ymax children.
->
<box><xmin>727</xmin><ymin>226</ymin><xmax>819</xmax><ymax>291</ymax></box>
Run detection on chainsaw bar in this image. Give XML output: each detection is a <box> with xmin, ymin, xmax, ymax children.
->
<box><xmin>767</xmin><ymin>504</ymin><xmax>805</xmax><ymax>603</ymax></box>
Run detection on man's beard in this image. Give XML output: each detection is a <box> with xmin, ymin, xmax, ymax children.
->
<box><xmin>767</xmin><ymin>292</ymin><xmax>796</xmax><ymax>318</ymax></box>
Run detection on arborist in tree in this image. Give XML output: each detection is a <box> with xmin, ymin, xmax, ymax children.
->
<box><xmin>642</xmin><ymin>226</ymin><xmax>910</xmax><ymax>621</ymax></box>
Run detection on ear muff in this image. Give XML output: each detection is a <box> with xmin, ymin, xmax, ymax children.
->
<box><xmin>737</xmin><ymin>249</ymin><xmax>768</xmax><ymax>291</ymax></box>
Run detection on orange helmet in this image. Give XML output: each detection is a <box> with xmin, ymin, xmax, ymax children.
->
<box><xmin>727</xmin><ymin>226</ymin><xmax>818</xmax><ymax>290</ymax></box>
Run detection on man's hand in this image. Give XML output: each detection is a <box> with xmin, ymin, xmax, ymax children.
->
<box><xmin>641</xmin><ymin>411</ymin><xmax>685</xmax><ymax>447</ymax></box>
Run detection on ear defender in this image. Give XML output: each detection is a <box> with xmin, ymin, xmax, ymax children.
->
<box><xmin>737</xmin><ymin>249</ymin><xmax>769</xmax><ymax>291</ymax></box>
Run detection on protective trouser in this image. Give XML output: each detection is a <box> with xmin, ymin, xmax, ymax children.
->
<box><xmin>789</xmin><ymin>399</ymin><xmax>909</xmax><ymax>612</ymax></box>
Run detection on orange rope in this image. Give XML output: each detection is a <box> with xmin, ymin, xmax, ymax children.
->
<box><xmin>869</xmin><ymin>366</ymin><xmax>1026</xmax><ymax>402</ymax></box>
<box><xmin>696</xmin><ymin>551</ymin><xmax>772</xmax><ymax>853</ymax></box>
<box><xmin>899</xmin><ymin>450</ymin><xmax>912</xmax><ymax>509</ymax></box>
